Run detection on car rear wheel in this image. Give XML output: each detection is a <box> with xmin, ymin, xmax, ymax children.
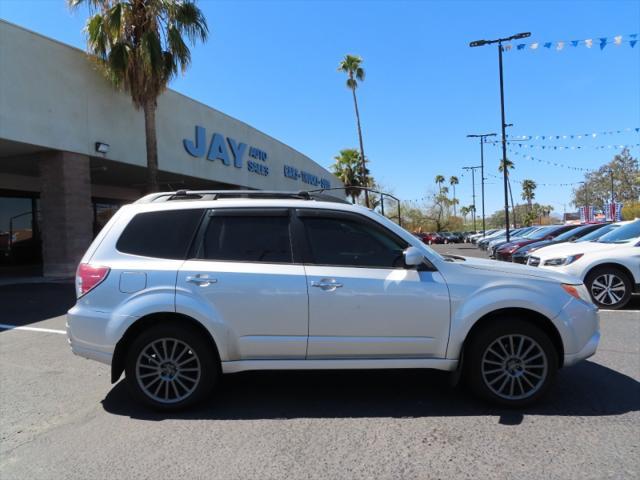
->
<box><xmin>466</xmin><ymin>319</ymin><xmax>558</xmax><ymax>407</ymax></box>
<box><xmin>585</xmin><ymin>267</ymin><xmax>632</xmax><ymax>310</ymax></box>
<box><xmin>125</xmin><ymin>323</ymin><xmax>218</xmax><ymax>410</ymax></box>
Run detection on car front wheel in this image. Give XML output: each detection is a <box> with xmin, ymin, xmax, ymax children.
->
<box><xmin>466</xmin><ymin>319</ymin><xmax>558</xmax><ymax>407</ymax></box>
<box><xmin>585</xmin><ymin>267</ymin><xmax>632</xmax><ymax>310</ymax></box>
<box><xmin>125</xmin><ymin>323</ymin><xmax>218</xmax><ymax>410</ymax></box>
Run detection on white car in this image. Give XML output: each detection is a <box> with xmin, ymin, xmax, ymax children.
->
<box><xmin>528</xmin><ymin>220</ymin><xmax>640</xmax><ymax>309</ymax></box>
<box><xmin>67</xmin><ymin>190</ymin><xmax>599</xmax><ymax>410</ymax></box>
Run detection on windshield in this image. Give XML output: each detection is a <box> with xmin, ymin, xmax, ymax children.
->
<box><xmin>527</xmin><ymin>226</ymin><xmax>555</xmax><ymax>240</ymax></box>
<box><xmin>597</xmin><ymin>220</ymin><xmax>640</xmax><ymax>244</ymax></box>
<box><xmin>550</xmin><ymin>225</ymin><xmax>587</xmax><ymax>242</ymax></box>
<box><xmin>577</xmin><ymin>223</ymin><xmax>619</xmax><ymax>242</ymax></box>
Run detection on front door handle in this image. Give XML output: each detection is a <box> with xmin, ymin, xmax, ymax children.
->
<box><xmin>311</xmin><ymin>279</ymin><xmax>343</xmax><ymax>291</ymax></box>
<box><xmin>186</xmin><ymin>274</ymin><xmax>217</xmax><ymax>287</ymax></box>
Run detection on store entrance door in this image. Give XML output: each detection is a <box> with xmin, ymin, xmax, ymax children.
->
<box><xmin>0</xmin><ymin>191</ymin><xmax>41</xmax><ymax>277</ymax></box>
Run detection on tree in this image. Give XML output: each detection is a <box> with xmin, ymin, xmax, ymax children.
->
<box><xmin>521</xmin><ymin>179</ymin><xmax>537</xmax><ymax>212</ymax></box>
<box><xmin>449</xmin><ymin>176</ymin><xmax>459</xmax><ymax>216</ymax></box>
<box><xmin>69</xmin><ymin>0</ymin><xmax>208</xmax><ymax>193</ymax></box>
<box><xmin>571</xmin><ymin>149</ymin><xmax>640</xmax><ymax>210</ymax></box>
<box><xmin>338</xmin><ymin>54</ymin><xmax>369</xmax><ymax>207</ymax></box>
<box><xmin>434</xmin><ymin>175</ymin><xmax>445</xmax><ymax>194</ymax></box>
<box><xmin>331</xmin><ymin>148</ymin><xmax>368</xmax><ymax>203</ymax></box>
<box><xmin>499</xmin><ymin>158</ymin><xmax>517</xmax><ymax>227</ymax></box>
<box><xmin>460</xmin><ymin>205</ymin><xmax>470</xmax><ymax>224</ymax></box>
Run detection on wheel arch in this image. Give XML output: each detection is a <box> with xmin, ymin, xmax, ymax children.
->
<box><xmin>461</xmin><ymin>307</ymin><xmax>564</xmax><ymax>369</ymax></box>
<box><xmin>584</xmin><ymin>261</ymin><xmax>635</xmax><ymax>285</ymax></box>
<box><xmin>110</xmin><ymin>312</ymin><xmax>221</xmax><ymax>384</ymax></box>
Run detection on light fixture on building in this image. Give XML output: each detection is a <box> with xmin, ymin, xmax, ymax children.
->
<box><xmin>95</xmin><ymin>142</ymin><xmax>110</xmax><ymax>154</ymax></box>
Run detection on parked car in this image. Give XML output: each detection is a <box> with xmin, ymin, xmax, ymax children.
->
<box><xmin>439</xmin><ymin>232</ymin><xmax>462</xmax><ymax>244</ymax></box>
<box><xmin>469</xmin><ymin>229</ymin><xmax>498</xmax><ymax>244</ymax></box>
<box><xmin>494</xmin><ymin>224</ymin><xmax>578</xmax><ymax>262</ymax></box>
<box><xmin>529</xmin><ymin>219</ymin><xmax>640</xmax><ymax>309</ymax></box>
<box><xmin>419</xmin><ymin>232</ymin><xmax>444</xmax><ymax>244</ymax></box>
<box><xmin>477</xmin><ymin>229</ymin><xmax>507</xmax><ymax>250</ymax></box>
<box><xmin>67</xmin><ymin>190</ymin><xmax>600</xmax><ymax>410</ymax></box>
<box><xmin>512</xmin><ymin>223</ymin><xmax>610</xmax><ymax>264</ymax></box>
<box><xmin>487</xmin><ymin>227</ymin><xmax>541</xmax><ymax>257</ymax></box>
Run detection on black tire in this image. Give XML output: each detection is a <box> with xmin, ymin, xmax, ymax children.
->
<box><xmin>585</xmin><ymin>266</ymin><xmax>632</xmax><ymax>310</ymax></box>
<box><xmin>125</xmin><ymin>323</ymin><xmax>219</xmax><ymax>411</ymax></box>
<box><xmin>465</xmin><ymin>318</ymin><xmax>558</xmax><ymax>407</ymax></box>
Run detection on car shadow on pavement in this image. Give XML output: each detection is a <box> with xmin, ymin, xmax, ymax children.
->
<box><xmin>0</xmin><ymin>282</ymin><xmax>76</xmax><ymax>326</ymax></box>
<box><xmin>102</xmin><ymin>360</ymin><xmax>639</xmax><ymax>424</ymax></box>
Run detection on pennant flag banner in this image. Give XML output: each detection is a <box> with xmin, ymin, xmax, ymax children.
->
<box><xmin>506</xmin><ymin>142</ymin><xmax>640</xmax><ymax>151</ymax></box>
<box><xmin>579</xmin><ymin>206</ymin><xmax>596</xmax><ymax>223</ymax></box>
<box><xmin>485</xmin><ymin>172</ymin><xmax>583</xmax><ymax>187</ymax></box>
<box><xmin>506</xmin><ymin>127</ymin><xmax>640</xmax><ymax>141</ymax></box>
<box><xmin>503</xmin><ymin>33</ymin><xmax>638</xmax><ymax>52</ymax></box>
<box><xmin>604</xmin><ymin>202</ymin><xmax>624</xmax><ymax>222</ymax></box>
<box><xmin>506</xmin><ymin>148</ymin><xmax>593</xmax><ymax>172</ymax></box>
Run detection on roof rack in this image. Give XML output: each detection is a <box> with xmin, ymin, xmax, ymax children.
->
<box><xmin>134</xmin><ymin>190</ymin><xmax>350</xmax><ymax>204</ymax></box>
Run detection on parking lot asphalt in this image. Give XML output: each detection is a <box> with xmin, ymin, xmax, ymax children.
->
<box><xmin>0</xmin><ymin>252</ymin><xmax>638</xmax><ymax>479</ymax></box>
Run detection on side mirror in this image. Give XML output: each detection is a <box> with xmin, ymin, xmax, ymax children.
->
<box><xmin>404</xmin><ymin>246</ymin><xmax>425</xmax><ymax>267</ymax></box>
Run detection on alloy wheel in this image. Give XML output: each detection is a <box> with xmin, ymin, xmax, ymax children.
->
<box><xmin>590</xmin><ymin>273</ymin><xmax>626</xmax><ymax>307</ymax></box>
<box><xmin>481</xmin><ymin>334</ymin><xmax>548</xmax><ymax>401</ymax></box>
<box><xmin>135</xmin><ymin>338</ymin><xmax>201</xmax><ymax>404</ymax></box>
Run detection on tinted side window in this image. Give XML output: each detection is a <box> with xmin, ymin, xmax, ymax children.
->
<box><xmin>302</xmin><ymin>216</ymin><xmax>407</xmax><ymax>268</ymax></box>
<box><xmin>201</xmin><ymin>216</ymin><xmax>293</xmax><ymax>263</ymax></box>
<box><xmin>117</xmin><ymin>209</ymin><xmax>204</xmax><ymax>259</ymax></box>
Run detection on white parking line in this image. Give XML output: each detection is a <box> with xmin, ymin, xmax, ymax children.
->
<box><xmin>0</xmin><ymin>323</ymin><xmax>66</xmax><ymax>335</ymax></box>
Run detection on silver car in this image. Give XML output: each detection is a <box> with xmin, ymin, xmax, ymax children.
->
<box><xmin>67</xmin><ymin>191</ymin><xmax>600</xmax><ymax>410</ymax></box>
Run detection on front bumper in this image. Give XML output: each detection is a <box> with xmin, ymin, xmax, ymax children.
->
<box><xmin>563</xmin><ymin>331</ymin><xmax>600</xmax><ymax>367</ymax></box>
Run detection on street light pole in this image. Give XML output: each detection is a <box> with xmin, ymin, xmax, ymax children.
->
<box><xmin>463</xmin><ymin>165</ymin><xmax>481</xmax><ymax>232</ymax></box>
<box><xmin>470</xmin><ymin>31</ymin><xmax>531</xmax><ymax>243</ymax></box>
<box><xmin>467</xmin><ymin>132</ymin><xmax>497</xmax><ymax>237</ymax></box>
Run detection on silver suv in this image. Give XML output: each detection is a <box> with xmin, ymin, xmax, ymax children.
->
<box><xmin>67</xmin><ymin>190</ymin><xmax>600</xmax><ymax>410</ymax></box>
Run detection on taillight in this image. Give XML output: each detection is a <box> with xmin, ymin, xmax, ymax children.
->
<box><xmin>76</xmin><ymin>263</ymin><xmax>110</xmax><ymax>297</ymax></box>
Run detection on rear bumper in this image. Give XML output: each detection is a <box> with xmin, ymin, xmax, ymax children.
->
<box><xmin>67</xmin><ymin>321</ymin><xmax>113</xmax><ymax>365</ymax></box>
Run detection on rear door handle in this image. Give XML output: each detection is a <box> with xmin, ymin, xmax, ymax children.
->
<box><xmin>311</xmin><ymin>279</ymin><xmax>343</xmax><ymax>291</ymax></box>
<box><xmin>186</xmin><ymin>274</ymin><xmax>217</xmax><ymax>287</ymax></box>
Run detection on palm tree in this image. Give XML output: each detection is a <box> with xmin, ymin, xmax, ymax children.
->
<box><xmin>499</xmin><ymin>158</ymin><xmax>517</xmax><ymax>228</ymax></box>
<box><xmin>449</xmin><ymin>176</ymin><xmax>459</xmax><ymax>216</ymax></box>
<box><xmin>521</xmin><ymin>179</ymin><xmax>537</xmax><ymax>212</ymax></box>
<box><xmin>331</xmin><ymin>149</ymin><xmax>367</xmax><ymax>204</ymax></box>
<box><xmin>434</xmin><ymin>175</ymin><xmax>445</xmax><ymax>194</ymax></box>
<box><xmin>338</xmin><ymin>54</ymin><xmax>369</xmax><ymax>207</ymax></box>
<box><xmin>69</xmin><ymin>0</ymin><xmax>208</xmax><ymax>193</ymax></box>
<box><xmin>460</xmin><ymin>205</ymin><xmax>470</xmax><ymax>224</ymax></box>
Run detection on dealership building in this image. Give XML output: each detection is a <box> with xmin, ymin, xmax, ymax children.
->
<box><xmin>0</xmin><ymin>20</ymin><xmax>342</xmax><ymax>277</ymax></box>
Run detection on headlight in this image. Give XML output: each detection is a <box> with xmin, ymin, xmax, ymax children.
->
<box><xmin>562</xmin><ymin>283</ymin><xmax>593</xmax><ymax>304</ymax></box>
<box><xmin>543</xmin><ymin>254</ymin><xmax>583</xmax><ymax>266</ymax></box>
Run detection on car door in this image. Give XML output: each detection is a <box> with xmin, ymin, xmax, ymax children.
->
<box><xmin>177</xmin><ymin>208</ymin><xmax>309</xmax><ymax>360</ymax></box>
<box><xmin>296</xmin><ymin>209</ymin><xmax>450</xmax><ymax>359</ymax></box>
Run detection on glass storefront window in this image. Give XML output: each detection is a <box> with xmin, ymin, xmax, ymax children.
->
<box><xmin>93</xmin><ymin>201</ymin><xmax>122</xmax><ymax>236</ymax></box>
<box><xmin>0</xmin><ymin>195</ymin><xmax>40</xmax><ymax>266</ymax></box>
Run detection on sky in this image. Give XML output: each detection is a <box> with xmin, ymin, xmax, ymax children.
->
<box><xmin>1</xmin><ymin>0</ymin><xmax>639</xmax><ymax>216</ymax></box>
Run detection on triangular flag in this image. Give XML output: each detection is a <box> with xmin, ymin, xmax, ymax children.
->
<box><xmin>517</xmin><ymin>44</ymin><xmax>526</xmax><ymax>50</ymax></box>
<box><xmin>614</xmin><ymin>35</ymin><xmax>623</xmax><ymax>45</ymax></box>
<box><xmin>530</xmin><ymin>42</ymin><xmax>539</xmax><ymax>50</ymax></box>
<box><xmin>557</xmin><ymin>41</ymin><xmax>565</xmax><ymax>51</ymax></box>
<box><xmin>504</xmin><ymin>44</ymin><xmax>513</xmax><ymax>51</ymax></box>
<box><xmin>571</xmin><ymin>40</ymin><xmax>579</xmax><ymax>47</ymax></box>
<box><xmin>600</xmin><ymin>38</ymin><xmax>607</xmax><ymax>49</ymax></box>
<box><xmin>544</xmin><ymin>42</ymin><xmax>552</xmax><ymax>49</ymax></box>
<box><xmin>585</xmin><ymin>39</ymin><xmax>593</xmax><ymax>48</ymax></box>
<box><xmin>631</xmin><ymin>40</ymin><xmax>638</xmax><ymax>48</ymax></box>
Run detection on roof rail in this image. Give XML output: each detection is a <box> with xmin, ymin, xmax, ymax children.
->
<box><xmin>134</xmin><ymin>190</ymin><xmax>350</xmax><ymax>204</ymax></box>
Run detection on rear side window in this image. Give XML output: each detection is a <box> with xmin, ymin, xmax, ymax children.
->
<box><xmin>117</xmin><ymin>209</ymin><xmax>204</xmax><ymax>259</ymax></box>
<box><xmin>201</xmin><ymin>215</ymin><xmax>293</xmax><ymax>263</ymax></box>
